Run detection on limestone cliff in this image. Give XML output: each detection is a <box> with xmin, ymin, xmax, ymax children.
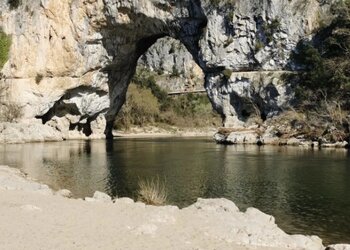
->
<box><xmin>0</xmin><ymin>0</ymin><xmax>334</xmax><ymax>140</ymax></box>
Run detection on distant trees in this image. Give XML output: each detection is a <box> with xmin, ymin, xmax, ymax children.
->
<box><xmin>114</xmin><ymin>68</ymin><xmax>221</xmax><ymax>131</ymax></box>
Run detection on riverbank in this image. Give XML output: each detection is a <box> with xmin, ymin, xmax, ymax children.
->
<box><xmin>0</xmin><ymin>165</ymin><xmax>348</xmax><ymax>250</ymax></box>
<box><xmin>0</xmin><ymin>122</ymin><xmax>216</xmax><ymax>144</ymax></box>
<box><xmin>1</xmin><ymin>121</ymin><xmax>349</xmax><ymax>149</ymax></box>
<box><xmin>214</xmin><ymin>127</ymin><xmax>349</xmax><ymax>149</ymax></box>
<box><xmin>114</xmin><ymin>126</ymin><xmax>216</xmax><ymax>138</ymax></box>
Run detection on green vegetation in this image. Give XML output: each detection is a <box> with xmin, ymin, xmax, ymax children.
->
<box><xmin>254</xmin><ymin>18</ymin><xmax>281</xmax><ymax>52</ymax></box>
<box><xmin>0</xmin><ymin>103</ymin><xmax>23</xmax><ymax>122</ymax></box>
<box><xmin>114</xmin><ymin>68</ymin><xmax>221</xmax><ymax>130</ymax></box>
<box><xmin>263</xmin><ymin>18</ymin><xmax>281</xmax><ymax>44</ymax></box>
<box><xmin>285</xmin><ymin>0</ymin><xmax>350</xmax><ymax>142</ymax></box>
<box><xmin>254</xmin><ymin>40</ymin><xmax>265</xmax><ymax>52</ymax></box>
<box><xmin>223</xmin><ymin>68</ymin><xmax>233</xmax><ymax>79</ymax></box>
<box><xmin>0</xmin><ymin>85</ymin><xmax>23</xmax><ymax>123</ymax></box>
<box><xmin>209</xmin><ymin>0</ymin><xmax>237</xmax><ymax>8</ymax></box>
<box><xmin>115</xmin><ymin>83</ymin><xmax>160</xmax><ymax>130</ymax></box>
<box><xmin>137</xmin><ymin>177</ymin><xmax>167</xmax><ymax>206</ymax></box>
<box><xmin>293</xmin><ymin>0</ymin><xmax>350</xmax><ymax>95</ymax></box>
<box><xmin>0</xmin><ymin>30</ymin><xmax>11</xmax><ymax>70</ymax></box>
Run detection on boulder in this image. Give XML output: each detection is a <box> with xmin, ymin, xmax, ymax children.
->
<box><xmin>92</xmin><ymin>191</ymin><xmax>112</xmax><ymax>203</ymax></box>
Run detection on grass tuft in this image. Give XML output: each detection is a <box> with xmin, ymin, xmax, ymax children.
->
<box><xmin>137</xmin><ymin>177</ymin><xmax>167</xmax><ymax>206</ymax></box>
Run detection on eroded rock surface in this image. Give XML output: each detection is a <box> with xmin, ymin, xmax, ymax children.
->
<box><xmin>0</xmin><ymin>0</ymin><xmax>334</xmax><ymax>140</ymax></box>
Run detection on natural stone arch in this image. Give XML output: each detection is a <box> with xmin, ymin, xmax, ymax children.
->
<box><xmin>138</xmin><ymin>37</ymin><xmax>205</xmax><ymax>94</ymax></box>
<box><xmin>97</xmin><ymin>0</ymin><xmax>208</xmax><ymax>138</ymax></box>
<box><xmin>0</xmin><ymin>0</ymin><xmax>331</xmax><ymax>140</ymax></box>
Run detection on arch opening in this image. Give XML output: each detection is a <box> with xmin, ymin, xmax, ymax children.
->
<box><xmin>110</xmin><ymin>36</ymin><xmax>221</xmax><ymax>134</ymax></box>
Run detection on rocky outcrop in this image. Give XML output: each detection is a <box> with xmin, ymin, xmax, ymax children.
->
<box><xmin>0</xmin><ymin>165</ymin><xmax>52</xmax><ymax>195</ymax></box>
<box><xmin>0</xmin><ymin>164</ymin><xmax>349</xmax><ymax>250</ymax></box>
<box><xmin>0</xmin><ymin>0</ymin><xmax>334</xmax><ymax>140</ymax></box>
<box><xmin>138</xmin><ymin>37</ymin><xmax>205</xmax><ymax>93</ymax></box>
<box><xmin>0</xmin><ymin>121</ymin><xmax>63</xmax><ymax>143</ymax></box>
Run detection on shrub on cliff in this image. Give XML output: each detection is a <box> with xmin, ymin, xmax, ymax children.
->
<box><xmin>0</xmin><ymin>30</ymin><xmax>11</xmax><ymax>70</ymax></box>
<box><xmin>0</xmin><ymin>103</ymin><xmax>23</xmax><ymax>122</ymax></box>
<box><xmin>0</xmin><ymin>82</ymin><xmax>23</xmax><ymax>123</ymax></box>
<box><xmin>293</xmin><ymin>0</ymin><xmax>350</xmax><ymax>95</ymax></box>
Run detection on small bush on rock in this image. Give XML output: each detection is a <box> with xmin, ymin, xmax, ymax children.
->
<box><xmin>0</xmin><ymin>30</ymin><xmax>11</xmax><ymax>70</ymax></box>
<box><xmin>0</xmin><ymin>103</ymin><xmax>23</xmax><ymax>122</ymax></box>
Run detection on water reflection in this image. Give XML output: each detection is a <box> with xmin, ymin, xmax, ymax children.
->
<box><xmin>0</xmin><ymin>139</ymin><xmax>349</xmax><ymax>244</ymax></box>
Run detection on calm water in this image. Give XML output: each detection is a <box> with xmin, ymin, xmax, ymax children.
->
<box><xmin>0</xmin><ymin>138</ymin><xmax>350</xmax><ymax>244</ymax></box>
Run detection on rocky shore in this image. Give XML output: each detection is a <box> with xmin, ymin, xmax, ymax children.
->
<box><xmin>0</xmin><ymin>165</ymin><xmax>349</xmax><ymax>250</ymax></box>
<box><xmin>0</xmin><ymin>122</ymin><xmax>217</xmax><ymax>144</ymax></box>
<box><xmin>214</xmin><ymin>127</ymin><xmax>349</xmax><ymax>149</ymax></box>
<box><xmin>1</xmin><ymin>121</ymin><xmax>349</xmax><ymax>150</ymax></box>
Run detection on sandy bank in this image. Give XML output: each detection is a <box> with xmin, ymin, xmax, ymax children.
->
<box><xmin>0</xmin><ymin>122</ymin><xmax>216</xmax><ymax>144</ymax></box>
<box><xmin>114</xmin><ymin>126</ymin><xmax>217</xmax><ymax>138</ymax></box>
<box><xmin>0</xmin><ymin>165</ymin><xmax>349</xmax><ymax>250</ymax></box>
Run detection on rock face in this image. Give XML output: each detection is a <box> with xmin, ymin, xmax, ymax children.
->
<box><xmin>138</xmin><ymin>37</ymin><xmax>205</xmax><ymax>93</ymax></box>
<box><xmin>0</xmin><ymin>0</ymin><xmax>334</xmax><ymax>139</ymax></box>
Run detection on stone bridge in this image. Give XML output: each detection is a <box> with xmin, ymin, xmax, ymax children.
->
<box><xmin>0</xmin><ymin>0</ymin><xmax>331</xmax><ymax>138</ymax></box>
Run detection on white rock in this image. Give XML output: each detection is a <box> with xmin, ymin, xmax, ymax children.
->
<box><xmin>114</xmin><ymin>197</ymin><xmax>134</xmax><ymax>205</ymax></box>
<box><xmin>92</xmin><ymin>191</ymin><xmax>112</xmax><ymax>203</ymax></box>
<box><xmin>56</xmin><ymin>189</ymin><xmax>73</xmax><ymax>198</ymax></box>
<box><xmin>327</xmin><ymin>244</ymin><xmax>350</xmax><ymax>250</ymax></box>
<box><xmin>188</xmin><ymin>198</ymin><xmax>240</xmax><ymax>213</ymax></box>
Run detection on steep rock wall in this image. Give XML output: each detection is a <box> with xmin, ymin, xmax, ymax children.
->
<box><xmin>141</xmin><ymin>0</ymin><xmax>333</xmax><ymax>126</ymax></box>
<box><xmin>138</xmin><ymin>37</ymin><xmax>204</xmax><ymax>93</ymax></box>
<box><xmin>0</xmin><ymin>0</ymin><xmax>334</xmax><ymax>139</ymax></box>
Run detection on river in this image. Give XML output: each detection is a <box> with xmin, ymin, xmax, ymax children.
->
<box><xmin>0</xmin><ymin>137</ymin><xmax>349</xmax><ymax>244</ymax></box>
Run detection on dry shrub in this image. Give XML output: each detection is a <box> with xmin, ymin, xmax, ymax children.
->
<box><xmin>0</xmin><ymin>103</ymin><xmax>23</xmax><ymax>122</ymax></box>
<box><xmin>0</xmin><ymin>85</ymin><xmax>23</xmax><ymax>122</ymax></box>
<box><xmin>137</xmin><ymin>177</ymin><xmax>167</xmax><ymax>206</ymax></box>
